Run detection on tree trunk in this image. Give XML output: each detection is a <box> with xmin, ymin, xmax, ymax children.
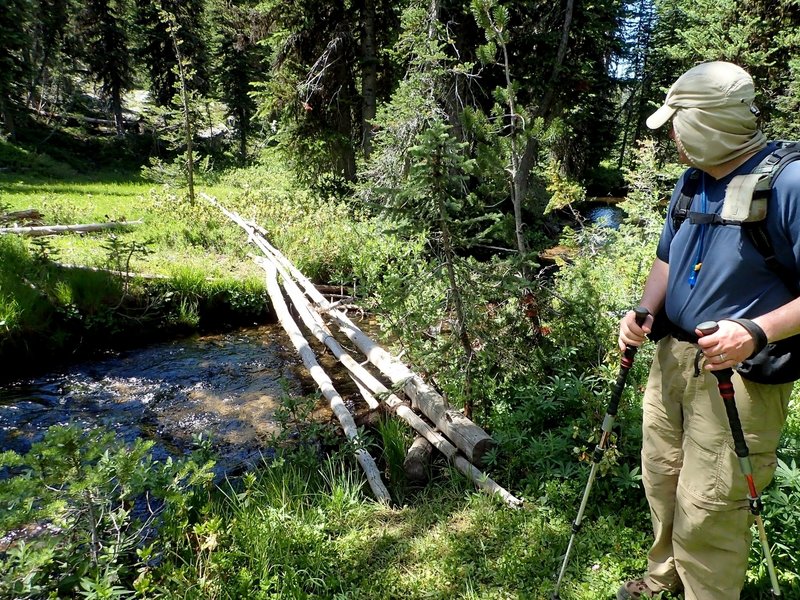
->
<box><xmin>510</xmin><ymin>0</ymin><xmax>574</xmax><ymax>248</ymax></box>
<box><xmin>436</xmin><ymin>182</ymin><xmax>475</xmax><ymax>418</ymax></box>
<box><xmin>360</xmin><ymin>0</ymin><xmax>377</xmax><ymax>158</ymax></box>
<box><xmin>428</xmin><ymin>0</ymin><xmax>439</xmax><ymax>38</ymax></box>
<box><xmin>539</xmin><ymin>0</ymin><xmax>574</xmax><ymax>121</ymax></box>
<box><xmin>112</xmin><ymin>85</ymin><xmax>124</xmax><ymax>136</ymax></box>
<box><xmin>171</xmin><ymin>25</ymin><xmax>195</xmax><ymax>203</ymax></box>
<box><xmin>0</xmin><ymin>98</ymin><xmax>16</xmax><ymax>139</ymax></box>
<box><xmin>238</xmin><ymin>106</ymin><xmax>248</xmax><ymax>163</ymax></box>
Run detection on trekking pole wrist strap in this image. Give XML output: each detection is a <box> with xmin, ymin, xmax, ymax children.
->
<box><xmin>726</xmin><ymin>318</ymin><xmax>768</xmax><ymax>358</ymax></box>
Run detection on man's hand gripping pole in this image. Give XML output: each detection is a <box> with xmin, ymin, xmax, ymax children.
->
<box><xmin>551</xmin><ymin>307</ymin><xmax>649</xmax><ymax>600</ymax></box>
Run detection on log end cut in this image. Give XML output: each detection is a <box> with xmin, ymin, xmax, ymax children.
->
<box><xmin>403</xmin><ymin>436</ymin><xmax>433</xmax><ymax>484</ymax></box>
<box><xmin>471</xmin><ymin>436</ymin><xmax>497</xmax><ymax>469</ymax></box>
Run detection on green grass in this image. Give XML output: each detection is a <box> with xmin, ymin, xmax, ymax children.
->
<box><xmin>156</xmin><ymin>456</ymin><xmax>653</xmax><ymax>600</ymax></box>
<box><xmin>0</xmin><ymin>171</ymin><xmax>260</xmax><ymax>278</ymax></box>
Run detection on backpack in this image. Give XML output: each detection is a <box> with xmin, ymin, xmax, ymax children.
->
<box><xmin>658</xmin><ymin>141</ymin><xmax>800</xmax><ymax>384</ymax></box>
<box><xmin>671</xmin><ymin>141</ymin><xmax>800</xmax><ymax>296</ymax></box>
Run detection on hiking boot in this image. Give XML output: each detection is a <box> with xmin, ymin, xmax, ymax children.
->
<box><xmin>617</xmin><ymin>578</ymin><xmax>655</xmax><ymax>599</ymax></box>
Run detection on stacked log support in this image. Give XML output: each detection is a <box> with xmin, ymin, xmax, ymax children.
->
<box><xmin>202</xmin><ymin>193</ymin><xmax>521</xmax><ymax>508</ymax></box>
<box><xmin>404</xmin><ymin>436</ymin><xmax>433</xmax><ymax>484</ymax></box>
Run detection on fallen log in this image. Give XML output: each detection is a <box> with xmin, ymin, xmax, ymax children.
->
<box><xmin>0</xmin><ymin>221</ymin><xmax>142</xmax><ymax>237</ymax></box>
<box><xmin>262</xmin><ymin>258</ymin><xmax>391</xmax><ymax>504</ymax></box>
<box><xmin>50</xmin><ymin>262</ymin><xmax>169</xmax><ymax>280</ymax></box>
<box><xmin>315</xmin><ymin>284</ymin><xmax>354</xmax><ymax>295</ymax></box>
<box><xmin>0</xmin><ymin>209</ymin><xmax>42</xmax><ymax>225</ymax></box>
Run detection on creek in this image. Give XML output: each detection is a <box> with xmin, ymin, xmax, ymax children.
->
<box><xmin>0</xmin><ymin>324</ymin><xmax>325</xmax><ymax>475</ymax></box>
<box><xmin>584</xmin><ymin>202</ymin><xmax>625</xmax><ymax>229</ymax></box>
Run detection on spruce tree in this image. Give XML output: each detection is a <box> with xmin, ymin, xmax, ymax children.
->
<box><xmin>82</xmin><ymin>0</ymin><xmax>133</xmax><ymax>134</ymax></box>
<box><xmin>208</xmin><ymin>0</ymin><xmax>268</xmax><ymax>163</ymax></box>
<box><xmin>649</xmin><ymin>0</ymin><xmax>800</xmax><ymax>140</ymax></box>
<box><xmin>26</xmin><ymin>0</ymin><xmax>71</xmax><ymax>111</ymax></box>
<box><xmin>134</xmin><ymin>0</ymin><xmax>210</xmax><ymax>107</ymax></box>
<box><xmin>0</xmin><ymin>0</ymin><xmax>33</xmax><ymax>137</ymax></box>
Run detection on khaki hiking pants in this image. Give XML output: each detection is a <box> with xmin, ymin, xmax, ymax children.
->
<box><xmin>641</xmin><ymin>336</ymin><xmax>791</xmax><ymax>600</ymax></box>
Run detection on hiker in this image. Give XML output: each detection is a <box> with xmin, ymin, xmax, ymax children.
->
<box><xmin>617</xmin><ymin>61</ymin><xmax>800</xmax><ymax>600</ymax></box>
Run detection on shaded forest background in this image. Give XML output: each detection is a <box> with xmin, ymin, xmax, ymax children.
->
<box><xmin>2</xmin><ymin>0</ymin><xmax>798</xmax><ymax>185</ymax></box>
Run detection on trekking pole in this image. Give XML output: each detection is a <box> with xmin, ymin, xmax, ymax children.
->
<box><xmin>551</xmin><ymin>306</ymin><xmax>649</xmax><ymax>600</ymax></box>
<box><xmin>697</xmin><ymin>321</ymin><xmax>781</xmax><ymax>598</ymax></box>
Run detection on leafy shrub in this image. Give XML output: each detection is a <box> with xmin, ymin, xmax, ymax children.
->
<box><xmin>0</xmin><ymin>425</ymin><xmax>215</xmax><ymax>598</ymax></box>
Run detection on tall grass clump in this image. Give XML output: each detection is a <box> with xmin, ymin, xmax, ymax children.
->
<box><xmin>375</xmin><ymin>415</ymin><xmax>415</xmax><ymax>501</ymax></box>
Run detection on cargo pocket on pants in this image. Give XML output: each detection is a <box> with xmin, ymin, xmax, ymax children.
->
<box><xmin>679</xmin><ymin>436</ymin><xmax>728</xmax><ymax>509</ymax></box>
<box><xmin>716</xmin><ymin>446</ymin><xmax>778</xmax><ymax>504</ymax></box>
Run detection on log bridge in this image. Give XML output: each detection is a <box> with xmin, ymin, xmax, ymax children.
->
<box><xmin>202</xmin><ymin>193</ymin><xmax>521</xmax><ymax>508</ymax></box>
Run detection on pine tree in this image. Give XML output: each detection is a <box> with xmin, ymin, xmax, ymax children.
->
<box><xmin>253</xmin><ymin>0</ymin><xmax>403</xmax><ymax>184</ymax></box>
<box><xmin>649</xmin><ymin>0</ymin><xmax>800</xmax><ymax>140</ymax></box>
<box><xmin>134</xmin><ymin>0</ymin><xmax>210</xmax><ymax>107</ymax></box>
<box><xmin>208</xmin><ymin>0</ymin><xmax>268</xmax><ymax>163</ymax></box>
<box><xmin>82</xmin><ymin>0</ymin><xmax>133</xmax><ymax>134</ymax></box>
<box><xmin>0</xmin><ymin>0</ymin><xmax>33</xmax><ymax>137</ymax></box>
<box><xmin>26</xmin><ymin>0</ymin><xmax>71</xmax><ymax>111</ymax></box>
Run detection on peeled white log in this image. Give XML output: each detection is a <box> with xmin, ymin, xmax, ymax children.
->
<box><xmin>262</xmin><ymin>259</ymin><xmax>391</xmax><ymax>504</ymax></box>
<box><xmin>252</xmin><ymin>232</ymin><xmax>494</xmax><ymax>466</ymax></box>
<box><xmin>203</xmin><ymin>194</ymin><xmax>520</xmax><ymax>506</ymax></box>
<box><xmin>0</xmin><ymin>221</ymin><xmax>142</xmax><ymax>237</ymax></box>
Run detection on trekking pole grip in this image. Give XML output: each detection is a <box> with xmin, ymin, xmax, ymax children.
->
<box><xmin>696</xmin><ymin>321</ymin><xmax>749</xmax><ymax>459</ymax></box>
<box><xmin>608</xmin><ymin>307</ymin><xmax>649</xmax><ymax>416</ymax></box>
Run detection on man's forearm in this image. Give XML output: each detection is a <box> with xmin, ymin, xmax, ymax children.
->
<box><xmin>753</xmin><ymin>296</ymin><xmax>800</xmax><ymax>343</ymax></box>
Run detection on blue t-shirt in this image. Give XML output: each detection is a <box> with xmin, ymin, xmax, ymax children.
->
<box><xmin>657</xmin><ymin>143</ymin><xmax>800</xmax><ymax>334</ymax></box>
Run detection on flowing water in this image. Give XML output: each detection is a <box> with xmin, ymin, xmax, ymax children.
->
<box><xmin>585</xmin><ymin>203</ymin><xmax>624</xmax><ymax>229</ymax></box>
<box><xmin>0</xmin><ymin>324</ymin><xmax>321</xmax><ymax>475</ymax></box>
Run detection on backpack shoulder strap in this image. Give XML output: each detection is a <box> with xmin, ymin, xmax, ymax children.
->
<box><xmin>744</xmin><ymin>142</ymin><xmax>800</xmax><ymax>297</ymax></box>
<box><xmin>751</xmin><ymin>141</ymin><xmax>800</xmax><ymax>198</ymax></box>
<box><xmin>672</xmin><ymin>168</ymin><xmax>700</xmax><ymax>232</ymax></box>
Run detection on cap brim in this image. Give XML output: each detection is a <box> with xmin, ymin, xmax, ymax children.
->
<box><xmin>646</xmin><ymin>104</ymin><xmax>676</xmax><ymax>129</ymax></box>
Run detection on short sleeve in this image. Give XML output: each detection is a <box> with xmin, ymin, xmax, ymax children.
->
<box><xmin>655</xmin><ymin>171</ymin><xmax>691</xmax><ymax>263</ymax></box>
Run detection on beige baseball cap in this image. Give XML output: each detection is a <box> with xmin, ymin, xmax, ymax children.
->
<box><xmin>646</xmin><ymin>61</ymin><xmax>757</xmax><ymax>129</ymax></box>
